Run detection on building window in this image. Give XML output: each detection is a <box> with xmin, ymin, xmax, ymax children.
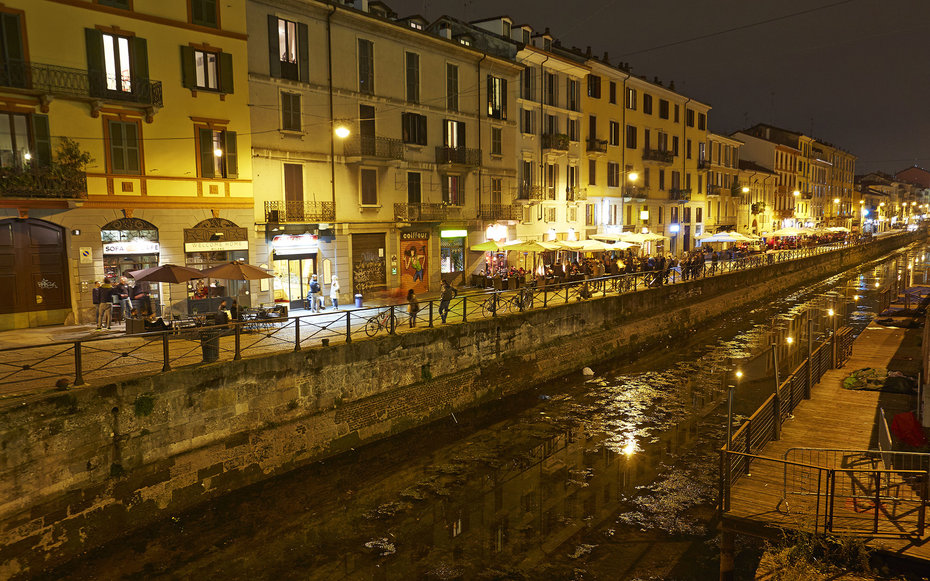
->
<box><xmin>446</xmin><ymin>63</ymin><xmax>458</xmax><ymax>111</ymax></box>
<box><xmin>190</xmin><ymin>0</ymin><xmax>218</xmax><ymax>28</ymax></box>
<box><xmin>197</xmin><ymin>127</ymin><xmax>237</xmax><ymax>178</ymax></box>
<box><xmin>108</xmin><ymin>119</ymin><xmax>141</xmax><ymax>175</ymax></box>
<box><xmin>358</xmin><ymin>38</ymin><xmax>374</xmax><ymax>94</ymax></box>
<box><xmin>487</xmin><ymin>75</ymin><xmax>507</xmax><ymax>119</ymax></box>
<box><xmin>544</xmin><ymin>207</ymin><xmax>556</xmax><ymax>223</ymax></box>
<box><xmin>607</xmin><ymin>162</ymin><xmax>619</xmax><ymax>187</ymax></box>
<box><xmin>626</xmin><ymin>87</ymin><xmax>637</xmax><ymax>110</ymax></box>
<box><xmin>502</xmin><ymin>20</ymin><xmax>511</xmax><ymax>38</ymax></box>
<box><xmin>401</xmin><ymin>112</ymin><xmax>427</xmax><ymax>145</ymax></box>
<box><xmin>625</xmin><ymin>125</ymin><xmax>637</xmax><ymax>149</ymax></box>
<box><xmin>443</xmin><ymin>119</ymin><xmax>465</xmax><ymax>148</ymax></box>
<box><xmin>521</xmin><ymin>109</ymin><xmax>534</xmax><ymax>135</ymax></box>
<box><xmin>698</xmin><ymin>112</ymin><xmax>706</xmax><ymax>130</ymax></box>
<box><xmin>0</xmin><ymin>112</ymin><xmax>47</xmax><ymax>168</ymax></box>
<box><xmin>586</xmin><ymin>74</ymin><xmax>601</xmax><ymax>98</ymax></box>
<box><xmin>407</xmin><ymin>172</ymin><xmax>421</xmax><ymax>203</ymax></box>
<box><xmin>588</xmin><ymin>159</ymin><xmax>596</xmax><ymax>185</ymax></box>
<box><xmin>181</xmin><ymin>46</ymin><xmax>233</xmax><ymax>93</ymax></box>
<box><xmin>674</xmin><ymin>104</ymin><xmax>680</xmax><ymax>123</ymax></box>
<box><xmin>281</xmin><ymin>92</ymin><xmax>301</xmax><ymax>131</ymax></box>
<box><xmin>269</xmin><ymin>16</ymin><xmax>307</xmax><ymax>82</ymax></box>
<box><xmin>546</xmin><ymin>72</ymin><xmax>557</xmax><ymax>106</ymax></box>
<box><xmin>522</xmin><ymin>66</ymin><xmax>535</xmax><ymax>100</ymax></box>
<box><xmin>672</xmin><ymin>136</ymin><xmax>679</xmax><ymax>156</ymax></box>
<box><xmin>490</xmin><ymin>177</ymin><xmax>502</xmax><ymax>204</ymax></box>
<box><xmin>491</xmin><ymin>127</ymin><xmax>502</xmax><ymax>155</ymax></box>
<box><xmin>658</xmin><ymin>169</ymin><xmax>665</xmax><ymax>191</ymax></box>
<box><xmin>98</xmin><ymin>0</ymin><xmax>130</xmax><ymax>9</ymax></box>
<box><xmin>643</xmin><ymin>94</ymin><xmax>653</xmax><ymax>115</ymax></box>
<box><xmin>568</xmin><ymin>118</ymin><xmax>578</xmax><ymax>141</ymax></box>
<box><xmin>360</xmin><ymin>168</ymin><xmax>378</xmax><ymax>206</ymax></box>
<box><xmin>609</xmin><ymin>81</ymin><xmax>616</xmax><ymax>104</ymax></box>
<box><xmin>405</xmin><ymin>51</ymin><xmax>419</xmax><ymax>103</ymax></box>
<box><xmin>97</xmin><ymin>32</ymin><xmax>137</xmax><ymax>93</ymax></box>
<box><xmin>686</xmin><ymin>139</ymin><xmax>692</xmax><ymax>159</ymax></box>
<box><xmin>659</xmin><ymin>99</ymin><xmax>669</xmax><ymax>119</ymax></box>
<box><xmin>284</xmin><ymin>163</ymin><xmax>303</xmax><ymax>202</ymax></box>
<box><xmin>567</xmin><ymin>79</ymin><xmax>579</xmax><ymax>111</ymax></box>
<box><xmin>609</xmin><ymin>121</ymin><xmax>620</xmax><ymax>146</ymax></box>
<box><xmin>686</xmin><ymin>108</ymin><xmax>694</xmax><ymax>127</ymax></box>
<box><xmin>442</xmin><ymin>174</ymin><xmax>463</xmax><ymax>205</ymax></box>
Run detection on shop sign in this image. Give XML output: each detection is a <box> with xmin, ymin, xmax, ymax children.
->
<box><xmin>184</xmin><ymin>240</ymin><xmax>249</xmax><ymax>252</ymax></box>
<box><xmin>440</xmin><ymin>229</ymin><xmax>467</xmax><ymax>238</ymax></box>
<box><xmin>103</xmin><ymin>241</ymin><xmax>160</xmax><ymax>255</ymax></box>
<box><xmin>400</xmin><ymin>231</ymin><xmax>429</xmax><ymax>241</ymax></box>
<box><xmin>272</xmin><ymin>233</ymin><xmax>318</xmax><ymax>255</ymax></box>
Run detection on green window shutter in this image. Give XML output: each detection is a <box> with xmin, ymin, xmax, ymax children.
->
<box><xmin>124</xmin><ymin>123</ymin><xmax>139</xmax><ymax>173</ymax></box>
<box><xmin>267</xmin><ymin>15</ymin><xmax>280</xmax><ymax>78</ymax></box>
<box><xmin>297</xmin><ymin>22</ymin><xmax>309</xmax><ymax>82</ymax></box>
<box><xmin>85</xmin><ymin>28</ymin><xmax>104</xmax><ymax>97</ymax></box>
<box><xmin>109</xmin><ymin>121</ymin><xmax>124</xmax><ymax>172</ymax></box>
<box><xmin>180</xmin><ymin>46</ymin><xmax>196</xmax><ymax>89</ymax></box>
<box><xmin>418</xmin><ymin>115</ymin><xmax>427</xmax><ymax>146</ymax></box>
<box><xmin>224</xmin><ymin>131</ymin><xmax>238</xmax><ymax>178</ymax></box>
<box><xmin>192</xmin><ymin>0</ymin><xmax>218</xmax><ymax>28</ymax></box>
<box><xmin>31</xmin><ymin>114</ymin><xmax>51</xmax><ymax>166</ymax></box>
<box><xmin>457</xmin><ymin>121</ymin><xmax>466</xmax><ymax>148</ymax></box>
<box><xmin>219</xmin><ymin>52</ymin><xmax>234</xmax><ymax>93</ymax></box>
<box><xmin>132</xmin><ymin>36</ymin><xmax>148</xmax><ymax>82</ymax></box>
<box><xmin>199</xmin><ymin>127</ymin><xmax>214</xmax><ymax>178</ymax></box>
<box><xmin>501</xmin><ymin>79</ymin><xmax>507</xmax><ymax>119</ymax></box>
<box><xmin>486</xmin><ymin>74</ymin><xmax>492</xmax><ymax>116</ymax></box>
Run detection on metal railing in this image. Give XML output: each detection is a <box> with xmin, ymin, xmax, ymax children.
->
<box><xmin>478</xmin><ymin>204</ymin><xmax>522</xmax><ymax>221</ymax></box>
<box><xmin>0</xmin><ymin>60</ymin><xmax>163</xmax><ymax>107</ymax></box>
<box><xmin>264</xmin><ymin>201</ymin><xmax>336</xmax><ymax>223</ymax></box>
<box><xmin>541</xmin><ymin>133</ymin><xmax>569</xmax><ymax>151</ymax></box>
<box><xmin>435</xmin><ymin>145</ymin><xmax>481</xmax><ymax>166</ymax></box>
<box><xmin>0</xmin><ymin>165</ymin><xmax>87</xmax><ymax>199</ymax></box>
<box><xmin>514</xmin><ymin>184</ymin><xmax>548</xmax><ymax>201</ymax></box>
<box><xmin>565</xmin><ymin>187</ymin><xmax>587</xmax><ymax>202</ymax></box>
<box><xmin>669</xmin><ymin>188</ymin><xmax>691</xmax><ymax>201</ymax></box>
<box><xmin>393</xmin><ymin>202</ymin><xmax>462</xmax><ymax>222</ymax></box>
<box><xmin>586</xmin><ymin>138</ymin><xmax>608</xmax><ymax>153</ymax></box>
<box><xmin>344</xmin><ymin>135</ymin><xmax>405</xmax><ymax>161</ymax></box>
<box><xmin>643</xmin><ymin>148</ymin><xmax>674</xmax><ymax>163</ymax></box>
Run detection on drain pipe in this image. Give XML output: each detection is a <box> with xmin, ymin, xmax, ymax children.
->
<box><xmin>538</xmin><ymin>55</ymin><xmax>549</xmax><ymax>200</ymax></box>
<box><xmin>476</xmin><ymin>54</ymin><xmax>487</xmax><ymax>218</ymax></box>
<box><xmin>327</xmin><ymin>5</ymin><xmax>337</xmax><ymax>210</ymax></box>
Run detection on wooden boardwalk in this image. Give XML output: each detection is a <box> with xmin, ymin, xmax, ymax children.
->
<box><xmin>723</xmin><ymin>313</ymin><xmax>930</xmax><ymax>560</ymax></box>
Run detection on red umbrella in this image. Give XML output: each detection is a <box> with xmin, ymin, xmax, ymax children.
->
<box><xmin>199</xmin><ymin>261</ymin><xmax>273</xmax><ymax>280</ymax></box>
<box><xmin>127</xmin><ymin>264</ymin><xmax>203</xmax><ymax>283</ymax></box>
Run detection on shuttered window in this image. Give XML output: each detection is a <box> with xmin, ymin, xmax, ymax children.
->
<box><xmin>358</xmin><ymin>38</ymin><xmax>374</xmax><ymax>94</ymax></box>
<box><xmin>197</xmin><ymin>128</ymin><xmax>237</xmax><ymax>179</ymax></box>
<box><xmin>360</xmin><ymin>168</ymin><xmax>378</xmax><ymax>206</ymax></box>
<box><xmin>190</xmin><ymin>0</ymin><xmax>218</xmax><ymax>28</ymax></box>
<box><xmin>267</xmin><ymin>16</ymin><xmax>308</xmax><ymax>82</ymax></box>
<box><xmin>108</xmin><ymin>120</ymin><xmax>141</xmax><ymax>175</ymax></box>
<box><xmin>85</xmin><ymin>29</ymin><xmax>148</xmax><ymax>99</ymax></box>
<box><xmin>405</xmin><ymin>52</ymin><xmax>419</xmax><ymax>104</ymax></box>
<box><xmin>401</xmin><ymin>113</ymin><xmax>426</xmax><ymax>145</ymax></box>
<box><xmin>180</xmin><ymin>46</ymin><xmax>233</xmax><ymax>93</ymax></box>
<box><xmin>0</xmin><ymin>12</ymin><xmax>25</xmax><ymax>89</ymax></box>
<box><xmin>281</xmin><ymin>92</ymin><xmax>301</xmax><ymax>131</ymax></box>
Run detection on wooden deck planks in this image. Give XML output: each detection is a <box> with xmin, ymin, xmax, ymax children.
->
<box><xmin>724</xmin><ymin>314</ymin><xmax>930</xmax><ymax>560</ymax></box>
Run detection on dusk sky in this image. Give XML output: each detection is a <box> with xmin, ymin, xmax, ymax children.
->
<box><xmin>390</xmin><ymin>0</ymin><xmax>930</xmax><ymax>175</ymax></box>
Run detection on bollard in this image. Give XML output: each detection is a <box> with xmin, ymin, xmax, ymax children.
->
<box><xmin>389</xmin><ymin>306</ymin><xmax>395</xmax><ymax>334</ymax></box>
<box><xmin>73</xmin><ymin>341</ymin><xmax>86</xmax><ymax>386</ymax></box>
<box><xmin>294</xmin><ymin>317</ymin><xmax>300</xmax><ymax>352</ymax></box>
<box><xmin>462</xmin><ymin>296</ymin><xmax>467</xmax><ymax>323</ymax></box>
<box><xmin>428</xmin><ymin>301</ymin><xmax>434</xmax><ymax>328</ymax></box>
<box><xmin>162</xmin><ymin>332</ymin><xmax>171</xmax><ymax>372</ymax></box>
<box><xmin>345</xmin><ymin>311</ymin><xmax>352</xmax><ymax>343</ymax></box>
<box><xmin>234</xmin><ymin>324</ymin><xmax>241</xmax><ymax>361</ymax></box>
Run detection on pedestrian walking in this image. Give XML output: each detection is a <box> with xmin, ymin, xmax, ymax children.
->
<box><xmin>438</xmin><ymin>280</ymin><xmax>457</xmax><ymax>323</ymax></box>
<box><xmin>330</xmin><ymin>275</ymin><xmax>340</xmax><ymax>309</ymax></box>
<box><xmin>115</xmin><ymin>277</ymin><xmax>132</xmax><ymax>321</ymax></box>
<box><xmin>308</xmin><ymin>274</ymin><xmax>322</xmax><ymax>312</ymax></box>
<box><xmin>406</xmin><ymin>288</ymin><xmax>419</xmax><ymax>328</ymax></box>
<box><xmin>94</xmin><ymin>279</ymin><xmax>113</xmax><ymax>329</ymax></box>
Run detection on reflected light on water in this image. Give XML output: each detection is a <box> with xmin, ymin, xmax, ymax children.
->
<box><xmin>622</xmin><ymin>439</ymin><xmax>637</xmax><ymax>457</ymax></box>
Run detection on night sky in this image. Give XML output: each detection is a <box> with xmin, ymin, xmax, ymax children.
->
<box><xmin>390</xmin><ymin>0</ymin><xmax>930</xmax><ymax>175</ymax></box>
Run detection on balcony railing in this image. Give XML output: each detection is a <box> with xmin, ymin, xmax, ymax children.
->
<box><xmin>0</xmin><ymin>59</ymin><xmax>163</xmax><ymax>107</ymax></box>
<box><xmin>514</xmin><ymin>185</ymin><xmax>547</xmax><ymax>201</ymax></box>
<box><xmin>586</xmin><ymin>139</ymin><xmax>608</xmax><ymax>153</ymax></box>
<box><xmin>478</xmin><ymin>204</ymin><xmax>522</xmax><ymax>221</ymax></box>
<box><xmin>643</xmin><ymin>148</ymin><xmax>674</xmax><ymax>163</ymax></box>
<box><xmin>344</xmin><ymin>135</ymin><xmax>405</xmax><ymax>161</ymax></box>
<box><xmin>265</xmin><ymin>200</ymin><xmax>336</xmax><ymax>223</ymax></box>
<box><xmin>566</xmin><ymin>187</ymin><xmax>587</xmax><ymax>202</ymax></box>
<box><xmin>435</xmin><ymin>146</ymin><xmax>481</xmax><ymax>166</ymax></box>
<box><xmin>0</xmin><ymin>165</ymin><xmax>87</xmax><ymax>199</ymax></box>
<box><xmin>669</xmin><ymin>188</ymin><xmax>691</xmax><ymax>201</ymax></box>
<box><xmin>751</xmin><ymin>202</ymin><xmax>767</xmax><ymax>214</ymax></box>
<box><xmin>698</xmin><ymin>159</ymin><xmax>711</xmax><ymax>170</ymax></box>
<box><xmin>394</xmin><ymin>202</ymin><xmax>462</xmax><ymax>222</ymax></box>
<box><xmin>707</xmin><ymin>185</ymin><xmax>723</xmax><ymax>196</ymax></box>
<box><xmin>541</xmin><ymin>133</ymin><xmax>569</xmax><ymax>151</ymax></box>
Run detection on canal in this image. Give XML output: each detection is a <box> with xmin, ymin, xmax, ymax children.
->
<box><xmin>39</xmin><ymin>243</ymin><xmax>927</xmax><ymax>581</ymax></box>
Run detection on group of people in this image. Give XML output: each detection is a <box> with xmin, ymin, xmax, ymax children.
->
<box><xmin>306</xmin><ymin>274</ymin><xmax>340</xmax><ymax>313</ymax></box>
<box><xmin>91</xmin><ymin>276</ymin><xmax>151</xmax><ymax>330</ymax></box>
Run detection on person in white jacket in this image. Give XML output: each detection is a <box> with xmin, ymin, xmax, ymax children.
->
<box><xmin>329</xmin><ymin>275</ymin><xmax>340</xmax><ymax>309</ymax></box>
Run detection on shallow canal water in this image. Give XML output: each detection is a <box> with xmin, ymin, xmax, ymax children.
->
<box><xmin>41</xmin><ymin>243</ymin><xmax>928</xmax><ymax>581</ymax></box>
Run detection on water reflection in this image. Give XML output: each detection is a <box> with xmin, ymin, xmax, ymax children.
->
<box><xmin>43</xmin><ymin>243</ymin><xmax>927</xmax><ymax>581</ymax></box>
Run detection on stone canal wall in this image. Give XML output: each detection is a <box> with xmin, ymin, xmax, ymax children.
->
<box><xmin>0</xmin><ymin>234</ymin><xmax>917</xmax><ymax>577</ymax></box>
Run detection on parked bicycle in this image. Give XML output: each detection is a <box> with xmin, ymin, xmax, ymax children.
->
<box><xmin>481</xmin><ymin>287</ymin><xmax>535</xmax><ymax>317</ymax></box>
<box><xmin>364</xmin><ymin>308</ymin><xmax>397</xmax><ymax>337</ymax></box>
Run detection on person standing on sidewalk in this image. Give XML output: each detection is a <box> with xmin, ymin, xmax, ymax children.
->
<box><xmin>438</xmin><ymin>280</ymin><xmax>457</xmax><ymax>323</ymax></box>
<box><xmin>406</xmin><ymin>288</ymin><xmax>419</xmax><ymax>328</ymax></box>
<box><xmin>96</xmin><ymin>279</ymin><xmax>113</xmax><ymax>329</ymax></box>
<box><xmin>308</xmin><ymin>274</ymin><xmax>322</xmax><ymax>312</ymax></box>
<box><xmin>330</xmin><ymin>275</ymin><xmax>340</xmax><ymax>309</ymax></box>
<box><xmin>115</xmin><ymin>277</ymin><xmax>132</xmax><ymax>321</ymax></box>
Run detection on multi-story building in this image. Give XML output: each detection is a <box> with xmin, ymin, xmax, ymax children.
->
<box><xmin>737</xmin><ymin>160</ymin><xmax>777</xmax><ymax>234</ymax></box>
<box><xmin>705</xmin><ymin>133</ymin><xmax>741</xmax><ymax>233</ymax></box>
<box><xmin>248</xmin><ymin>0</ymin><xmax>520</xmax><ymax>307</ymax></box>
<box><xmin>0</xmin><ymin>0</ymin><xmax>253</xmax><ymax>329</ymax></box>
<box><xmin>731</xmin><ymin>125</ymin><xmax>802</xmax><ymax>229</ymax></box>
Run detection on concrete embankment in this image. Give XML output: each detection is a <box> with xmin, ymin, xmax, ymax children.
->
<box><xmin>0</xmin><ymin>233</ymin><xmax>919</xmax><ymax>578</ymax></box>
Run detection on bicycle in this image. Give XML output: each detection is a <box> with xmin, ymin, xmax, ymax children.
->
<box><xmin>364</xmin><ymin>308</ymin><xmax>397</xmax><ymax>337</ymax></box>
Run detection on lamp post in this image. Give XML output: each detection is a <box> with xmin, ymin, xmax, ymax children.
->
<box><xmin>727</xmin><ymin>369</ymin><xmax>743</xmax><ymax>449</ymax></box>
<box><xmin>619</xmin><ymin>169</ymin><xmax>640</xmax><ymax>234</ymax></box>
<box><xmin>832</xmin><ymin>197</ymin><xmax>840</xmax><ymax>227</ymax></box>
<box><xmin>741</xmin><ymin>185</ymin><xmax>750</xmax><ymax>234</ymax></box>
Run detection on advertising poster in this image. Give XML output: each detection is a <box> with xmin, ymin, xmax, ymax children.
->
<box><xmin>400</xmin><ymin>232</ymin><xmax>429</xmax><ymax>294</ymax></box>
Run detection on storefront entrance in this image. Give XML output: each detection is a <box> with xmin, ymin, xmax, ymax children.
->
<box><xmin>271</xmin><ymin>233</ymin><xmax>318</xmax><ymax>311</ymax></box>
<box><xmin>101</xmin><ymin>217</ymin><xmax>160</xmax><ymax>312</ymax></box>
<box><xmin>0</xmin><ymin>218</ymin><xmax>70</xmax><ymax>317</ymax></box>
<box><xmin>184</xmin><ymin>218</ymin><xmax>250</xmax><ymax>311</ymax></box>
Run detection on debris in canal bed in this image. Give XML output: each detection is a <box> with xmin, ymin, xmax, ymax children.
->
<box><xmin>363</xmin><ymin>537</ymin><xmax>396</xmax><ymax>556</ymax></box>
<box><xmin>568</xmin><ymin>544</ymin><xmax>597</xmax><ymax>559</ymax></box>
<box><xmin>582</xmin><ymin>367</ymin><xmax>594</xmax><ymax>376</ymax></box>
<box><xmin>363</xmin><ymin>501</ymin><xmax>412</xmax><ymax>519</ymax></box>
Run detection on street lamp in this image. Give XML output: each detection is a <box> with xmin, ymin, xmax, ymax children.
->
<box><xmin>619</xmin><ymin>168</ymin><xmax>640</xmax><ymax>235</ymax></box>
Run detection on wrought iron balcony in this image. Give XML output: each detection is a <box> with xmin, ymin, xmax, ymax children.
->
<box><xmin>541</xmin><ymin>133</ymin><xmax>569</xmax><ymax>151</ymax></box>
<box><xmin>586</xmin><ymin>138</ymin><xmax>608</xmax><ymax>153</ymax></box>
<box><xmin>751</xmin><ymin>202</ymin><xmax>767</xmax><ymax>215</ymax></box>
<box><xmin>265</xmin><ymin>200</ymin><xmax>336</xmax><ymax>223</ymax></box>
<box><xmin>669</xmin><ymin>188</ymin><xmax>691</xmax><ymax>201</ymax></box>
<box><xmin>344</xmin><ymin>135</ymin><xmax>405</xmax><ymax>161</ymax></box>
<box><xmin>801</xmin><ymin>191</ymin><xmax>813</xmax><ymax>200</ymax></box>
<box><xmin>0</xmin><ymin>59</ymin><xmax>163</xmax><ymax>107</ymax></box>
<box><xmin>514</xmin><ymin>184</ymin><xmax>546</xmax><ymax>201</ymax></box>
<box><xmin>435</xmin><ymin>146</ymin><xmax>481</xmax><ymax>166</ymax></box>
<box><xmin>565</xmin><ymin>187</ymin><xmax>587</xmax><ymax>202</ymax></box>
<box><xmin>478</xmin><ymin>204</ymin><xmax>522</xmax><ymax>221</ymax></box>
<box><xmin>394</xmin><ymin>202</ymin><xmax>462</xmax><ymax>222</ymax></box>
<box><xmin>0</xmin><ymin>164</ymin><xmax>87</xmax><ymax>199</ymax></box>
<box><xmin>698</xmin><ymin>159</ymin><xmax>711</xmax><ymax>170</ymax></box>
<box><xmin>643</xmin><ymin>148</ymin><xmax>674</xmax><ymax>164</ymax></box>
<box><xmin>707</xmin><ymin>185</ymin><xmax>723</xmax><ymax>196</ymax></box>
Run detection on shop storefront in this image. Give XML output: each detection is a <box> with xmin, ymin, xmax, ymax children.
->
<box><xmin>101</xmin><ymin>217</ymin><xmax>160</xmax><ymax>309</ymax></box>
<box><xmin>0</xmin><ymin>218</ymin><xmax>70</xmax><ymax>319</ymax></box>
<box><xmin>351</xmin><ymin>232</ymin><xmax>385</xmax><ymax>296</ymax></box>
<box><xmin>184</xmin><ymin>218</ymin><xmax>250</xmax><ymax>311</ymax></box>
<box><xmin>440</xmin><ymin>229</ymin><xmax>466</xmax><ymax>284</ymax></box>
<box><xmin>271</xmin><ymin>233</ymin><xmax>318</xmax><ymax>311</ymax></box>
<box><xmin>399</xmin><ymin>230</ymin><xmax>429</xmax><ymax>294</ymax></box>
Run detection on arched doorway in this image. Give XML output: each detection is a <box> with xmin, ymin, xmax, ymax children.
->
<box><xmin>101</xmin><ymin>217</ymin><xmax>160</xmax><ymax>311</ymax></box>
<box><xmin>184</xmin><ymin>217</ymin><xmax>250</xmax><ymax>309</ymax></box>
<box><xmin>0</xmin><ymin>218</ymin><xmax>70</xmax><ymax>316</ymax></box>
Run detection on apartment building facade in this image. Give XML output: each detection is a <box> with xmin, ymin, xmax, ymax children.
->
<box><xmin>0</xmin><ymin>0</ymin><xmax>253</xmax><ymax>329</ymax></box>
<box><xmin>704</xmin><ymin>133</ymin><xmax>742</xmax><ymax>233</ymax></box>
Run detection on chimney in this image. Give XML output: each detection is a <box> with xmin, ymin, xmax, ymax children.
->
<box><xmin>654</xmin><ymin>76</ymin><xmax>660</xmax><ymax>85</ymax></box>
<box><xmin>358</xmin><ymin>0</ymin><xmax>369</xmax><ymax>12</ymax></box>
<box><xmin>585</xmin><ymin>46</ymin><xmax>592</xmax><ymax>58</ymax></box>
<box><xmin>439</xmin><ymin>23</ymin><xmax>451</xmax><ymax>39</ymax></box>
<box><xmin>669</xmin><ymin>80</ymin><xmax>675</xmax><ymax>90</ymax></box>
<box><xmin>602</xmin><ymin>51</ymin><xmax>609</xmax><ymax>64</ymax></box>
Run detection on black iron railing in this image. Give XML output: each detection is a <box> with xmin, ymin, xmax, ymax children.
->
<box><xmin>478</xmin><ymin>204</ymin><xmax>522</xmax><ymax>220</ymax></box>
<box><xmin>566</xmin><ymin>187</ymin><xmax>587</xmax><ymax>202</ymax></box>
<box><xmin>586</xmin><ymin>139</ymin><xmax>608</xmax><ymax>153</ymax></box>
<box><xmin>344</xmin><ymin>135</ymin><xmax>404</xmax><ymax>161</ymax></box>
<box><xmin>669</xmin><ymin>188</ymin><xmax>691</xmax><ymax>201</ymax></box>
<box><xmin>0</xmin><ymin>60</ymin><xmax>163</xmax><ymax>107</ymax></box>
<box><xmin>435</xmin><ymin>146</ymin><xmax>481</xmax><ymax>166</ymax></box>
<box><xmin>265</xmin><ymin>201</ymin><xmax>336</xmax><ymax>223</ymax></box>
<box><xmin>643</xmin><ymin>148</ymin><xmax>674</xmax><ymax>163</ymax></box>
<box><xmin>542</xmin><ymin>133</ymin><xmax>569</xmax><ymax>151</ymax></box>
<box><xmin>394</xmin><ymin>202</ymin><xmax>462</xmax><ymax>222</ymax></box>
<box><xmin>0</xmin><ymin>165</ymin><xmax>87</xmax><ymax>199</ymax></box>
<box><xmin>514</xmin><ymin>185</ymin><xmax>547</xmax><ymax>201</ymax></box>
